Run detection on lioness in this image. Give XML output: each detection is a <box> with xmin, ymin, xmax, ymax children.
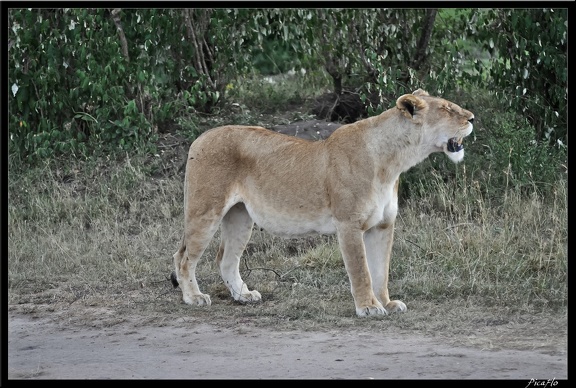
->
<box><xmin>172</xmin><ymin>89</ymin><xmax>474</xmax><ymax>317</ymax></box>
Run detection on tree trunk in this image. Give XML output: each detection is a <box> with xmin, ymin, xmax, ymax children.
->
<box><xmin>411</xmin><ymin>9</ymin><xmax>437</xmax><ymax>70</ymax></box>
<box><xmin>325</xmin><ymin>58</ymin><xmax>343</xmax><ymax>96</ymax></box>
<box><xmin>400</xmin><ymin>8</ymin><xmax>437</xmax><ymax>85</ymax></box>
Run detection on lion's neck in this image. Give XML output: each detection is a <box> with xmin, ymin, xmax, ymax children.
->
<box><xmin>326</xmin><ymin>111</ymin><xmax>437</xmax><ymax>181</ymax></box>
<box><xmin>365</xmin><ymin>114</ymin><xmax>434</xmax><ymax>175</ymax></box>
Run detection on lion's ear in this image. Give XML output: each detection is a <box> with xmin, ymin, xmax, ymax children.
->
<box><xmin>396</xmin><ymin>94</ymin><xmax>428</xmax><ymax>118</ymax></box>
<box><xmin>412</xmin><ymin>89</ymin><xmax>429</xmax><ymax>97</ymax></box>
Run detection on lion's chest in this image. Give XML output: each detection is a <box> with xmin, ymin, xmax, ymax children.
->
<box><xmin>360</xmin><ymin>184</ymin><xmax>398</xmax><ymax>230</ymax></box>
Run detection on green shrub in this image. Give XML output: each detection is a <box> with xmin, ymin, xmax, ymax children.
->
<box><xmin>8</xmin><ymin>9</ymin><xmax>271</xmax><ymax>163</ymax></box>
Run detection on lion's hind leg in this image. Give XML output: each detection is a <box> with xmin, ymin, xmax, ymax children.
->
<box><xmin>216</xmin><ymin>203</ymin><xmax>262</xmax><ymax>303</ymax></box>
<box><xmin>173</xmin><ymin>214</ymin><xmax>222</xmax><ymax>307</ymax></box>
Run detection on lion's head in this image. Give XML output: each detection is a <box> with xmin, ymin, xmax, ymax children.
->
<box><xmin>396</xmin><ymin>88</ymin><xmax>474</xmax><ymax>163</ymax></box>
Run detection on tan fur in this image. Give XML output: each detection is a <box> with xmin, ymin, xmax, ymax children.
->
<box><xmin>173</xmin><ymin>89</ymin><xmax>474</xmax><ymax>317</ymax></box>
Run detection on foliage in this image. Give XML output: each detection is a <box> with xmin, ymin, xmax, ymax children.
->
<box><xmin>8</xmin><ymin>7</ymin><xmax>567</xmax><ymax>174</ymax></box>
<box><xmin>9</xmin><ymin>9</ymin><xmax>152</xmax><ymax>161</ymax></box>
<box><xmin>260</xmin><ymin>9</ymin><xmax>476</xmax><ymax>113</ymax></box>
<box><xmin>251</xmin><ymin>36</ymin><xmax>304</xmax><ymax>76</ymax></box>
<box><xmin>8</xmin><ymin>8</ymin><xmax>267</xmax><ymax>162</ymax></box>
<box><xmin>472</xmin><ymin>9</ymin><xmax>567</xmax><ymax>146</ymax></box>
<box><xmin>466</xmin><ymin>107</ymin><xmax>567</xmax><ymax>196</ymax></box>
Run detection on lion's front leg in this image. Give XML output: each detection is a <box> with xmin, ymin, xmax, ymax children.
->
<box><xmin>364</xmin><ymin>223</ymin><xmax>407</xmax><ymax>314</ymax></box>
<box><xmin>336</xmin><ymin>225</ymin><xmax>386</xmax><ymax>317</ymax></box>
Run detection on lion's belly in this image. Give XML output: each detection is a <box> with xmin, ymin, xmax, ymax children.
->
<box><xmin>243</xmin><ymin>202</ymin><xmax>337</xmax><ymax>238</ymax></box>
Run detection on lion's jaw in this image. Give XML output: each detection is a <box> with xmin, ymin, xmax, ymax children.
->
<box><xmin>441</xmin><ymin>121</ymin><xmax>473</xmax><ymax>163</ymax></box>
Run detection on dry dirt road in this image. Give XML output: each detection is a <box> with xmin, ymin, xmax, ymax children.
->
<box><xmin>8</xmin><ymin>312</ymin><xmax>567</xmax><ymax>380</ymax></box>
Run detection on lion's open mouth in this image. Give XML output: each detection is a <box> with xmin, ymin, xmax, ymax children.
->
<box><xmin>447</xmin><ymin>137</ymin><xmax>464</xmax><ymax>153</ymax></box>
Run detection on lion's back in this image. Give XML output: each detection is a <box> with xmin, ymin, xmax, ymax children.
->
<box><xmin>189</xmin><ymin>125</ymin><xmax>322</xmax><ymax>168</ymax></box>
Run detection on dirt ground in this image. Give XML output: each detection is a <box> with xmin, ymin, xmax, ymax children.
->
<box><xmin>6</xmin><ymin>119</ymin><xmax>568</xmax><ymax>380</ymax></box>
<box><xmin>7</xmin><ymin>311</ymin><xmax>568</xmax><ymax>380</ymax></box>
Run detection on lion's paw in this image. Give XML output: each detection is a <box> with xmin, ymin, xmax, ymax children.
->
<box><xmin>236</xmin><ymin>290</ymin><xmax>262</xmax><ymax>304</ymax></box>
<box><xmin>183</xmin><ymin>293</ymin><xmax>212</xmax><ymax>306</ymax></box>
<box><xmin>385</xmin><ymin>300</ymin><xmax>407</xmax><ymax>313</ymax></box>
<box><xmin>356</xmin><ymin>304</ymin><xmax>388</xmax><ymax>317</ymax></box>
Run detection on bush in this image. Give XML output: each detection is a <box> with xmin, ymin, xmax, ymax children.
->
<box><xmin>8</xmin><ymin>9</ymin><xmax>269</xmax><ymax>163</ymax></box>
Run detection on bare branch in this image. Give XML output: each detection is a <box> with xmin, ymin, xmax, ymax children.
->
<box><xmin>318</xmin><ymin>10</ymin><xmax>342</xmax><ymax>95</ymax></box>
<box><xmin>411</xmin><ymin>9</ymin><xmax>437</xmax><ymax>70</ymax></box>
<box><xmin>183</xmin><ymin>8</ymin><xmax>216</xmax><ymax>90</ymax></box>
<box><xmin>183</xmin><ymin>9</ymin><xmax>202</xmax><ymax>72</ymax></box>
<box><xmin>110</xmin><ymin>8</ymin><xmax>129</xmax><ymax>63</ymax></box>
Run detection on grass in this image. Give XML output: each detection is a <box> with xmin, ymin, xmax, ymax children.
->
<box><xmin>7</xmin><ymin>73</ymin><xmax>567</xmax><ymax>352</ymax></box>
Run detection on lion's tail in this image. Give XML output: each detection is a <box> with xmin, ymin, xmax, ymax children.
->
<box><xmin>170</xmin><ymin>235</ymin><xmax>186</xmax><ymax>288</ymax></box>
